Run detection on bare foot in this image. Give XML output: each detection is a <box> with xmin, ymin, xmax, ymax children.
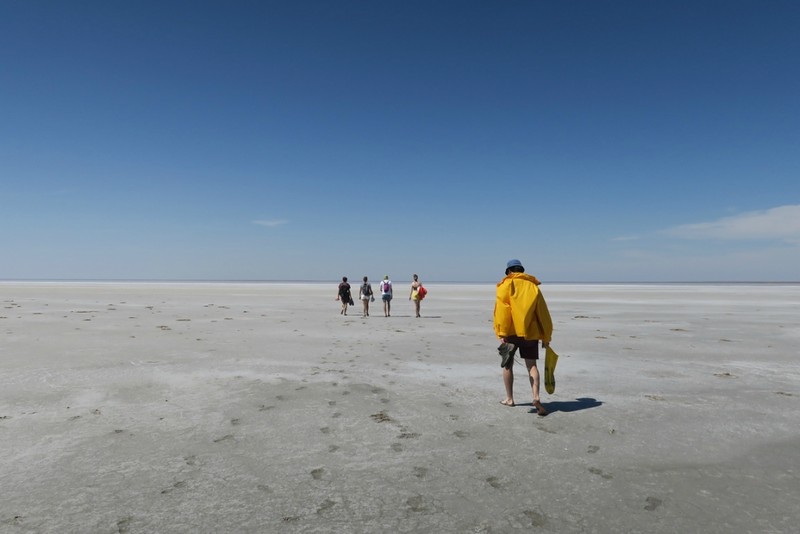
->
<box><xmin>500</xmin><ymin>399</ymin><xmax>515</xmax><ymax>407</ymax></box>
<box><xmin>533</xmin><ymin>400</ymin><xmax>548</xmax><ymax>416</ymax></box>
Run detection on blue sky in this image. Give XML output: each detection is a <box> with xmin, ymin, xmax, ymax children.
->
<box><xmin>2</xmin><ymin>1</ymin><xmax>798</xmax><ymax>282</ymax></box>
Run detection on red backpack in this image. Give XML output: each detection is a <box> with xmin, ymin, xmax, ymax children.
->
<box><xmin>417</xmin><ymin>285</ymin><xmax>427</xmax><ymax>300</ymax></box>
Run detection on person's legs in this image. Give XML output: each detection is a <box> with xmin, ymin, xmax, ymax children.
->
<box><xmin>362</xmin><ymin>298</ymin><xmax>368</xmax><ymax>317</ymax></box>
<box><xmin>515</xmin><ymin>339</ymin><xmax>547</xmax><ymax>415</ymax></box>
<box><xmin>414</xmin><ymin>299</ymin><xmax>421</xmax><ymax>317</ymax></box>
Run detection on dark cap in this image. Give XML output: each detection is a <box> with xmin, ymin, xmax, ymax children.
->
<box><xmin>506</xmin><ymin>259</ymin><xmax>523</xmax><ymax>270</ymax></box>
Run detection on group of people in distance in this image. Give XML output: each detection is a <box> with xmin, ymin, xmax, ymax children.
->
<box><xmin>336</xmin><ymin>274</ymin><xmax>425</xmax><ymax>318</ymax></box>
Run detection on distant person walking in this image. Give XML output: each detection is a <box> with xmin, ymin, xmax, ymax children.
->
<box><xmin>493</xmin><ymin>259</ymin><xmax>553</xmax><ymax>416</ymax></box>
<box><xmin>409</xmin><ymin>274</ymin><xmax>425</xmax><ymax>318</ymax></box>
<box><xmin>380</xmin><ymin>275</ymin><xmax>393</xmax><ymax>317</ymax></box>
<box><xmin>359</xmin><ymin>276</ymin><xmax>373</xmax><ymax>317</ymax></box>
<box><xmin>336</xmin><ymin>276</ymin><xmax>352</xmax><ymax>316</ymax></box>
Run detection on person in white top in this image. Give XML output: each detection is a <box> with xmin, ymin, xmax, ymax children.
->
<box><xmin>379</xmin><ymin>275</ymin><xmax>393</xmax><ymax>317</ymax></box>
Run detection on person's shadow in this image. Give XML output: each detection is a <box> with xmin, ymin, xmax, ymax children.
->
<box><xmin>518</xmin><ymin>397</ymin><xmax>602</xmax><ymax>414</ymax></box>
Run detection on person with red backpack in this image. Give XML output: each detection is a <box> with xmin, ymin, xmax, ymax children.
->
<box><xmin>379</xmin><ymin>275</ymin><xmax>393</xmax><ymax>317</ymax></box>
<box><xmin>409</xmin><ymin>273</ymin><xmax>426</xmax><ymax>318</ymax></box>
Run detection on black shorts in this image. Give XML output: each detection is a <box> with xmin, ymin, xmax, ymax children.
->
<box><xmin>505</xmin><ymin>337</ymin><xmax>539</xmax><ymax>360</ymax></box>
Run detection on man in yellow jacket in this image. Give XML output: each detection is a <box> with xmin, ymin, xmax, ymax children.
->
<box><xmin>494</xmin><ymin>259</ymin><xmax>553</xmax><ymax>415</ymax></box>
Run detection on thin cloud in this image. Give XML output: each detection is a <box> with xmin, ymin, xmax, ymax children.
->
<box><xmin>253</xmin><ymin>219</ymin><xmax>289</xmax><ymax>228</ymax></box>
<box><xmin>611</xmin><ymin>235</ymin><xmax>640</xmax><ymax>242</ymax></box>
<box><xmin>664</xmin><ymin>205</ymin><xmax>800</xmax><ymax>242</ymax></box>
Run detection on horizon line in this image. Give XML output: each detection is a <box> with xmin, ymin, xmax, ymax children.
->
<box><xmin>2</xmin><ymin>278</ymin><xmax>799</xmax><ymax>285</ymax></box>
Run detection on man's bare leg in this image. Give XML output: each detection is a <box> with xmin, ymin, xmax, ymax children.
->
<box><xmin>525</xmin><ymin>359</ymin><xmax>548</xmax><ymax>416</ymax></box>
<box><xmin>501</xmin><ymin>366</ymin><xmax>515</xmax><ymax>406</ymax></box>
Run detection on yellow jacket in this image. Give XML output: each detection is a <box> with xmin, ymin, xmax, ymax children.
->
<box><xmin>493</xmin><ymin>273</ymin><xmax>553</xmax><ymax>343</ymax></box>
